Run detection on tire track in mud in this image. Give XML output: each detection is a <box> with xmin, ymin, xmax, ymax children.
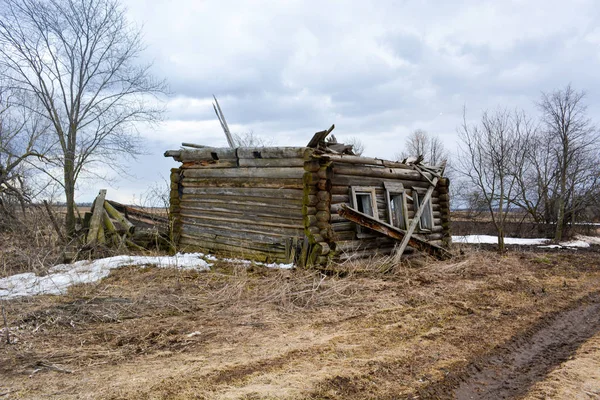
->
<box><xmin>418</xmin><ymin>292</ymin><xmax>600</xmax><ymax>400</ymax></box>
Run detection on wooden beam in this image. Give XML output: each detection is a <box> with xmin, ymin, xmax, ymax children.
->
<box><xmin>181</xmin><ymin>143</ymin><xmax>207</xmax><ymax>149</ymax></box>
<box><xmin>307</xmin><ymin>124</ymin><xmax>335</xmax><ymax>148</ymax></box>
<box><xmin>213</xmin><ymin>95</ymin><xmax>236</xmax><ymax>148</ymax></box>
<box><xmin>104</xmin><ymin>200</ymin><xmax>135</xmax><ymax>234</ymax></box>
<box><xmin>87</xmin><ymin>189</ymin><xmax>107</xmax><ymax>245</ymax></box>
<box><xmin>337</xmin><ymin>204</ymin><xmax>451</xmax><ymax>260</ymax></box>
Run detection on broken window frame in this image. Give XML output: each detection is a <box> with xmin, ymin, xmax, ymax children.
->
<box><xmin>412</xmin><ymin>187</ymin><xmax>434</xmax><ymax>232</ymax></box>
<box><xmin>384</xmin><ymin>182</ymin><xmax>408</xmax><ymax>230</ymax></box>
<box><xmin>350</xmin><ymin>186</ymin><xmax>379</xmax><ymax>238</ymax></box>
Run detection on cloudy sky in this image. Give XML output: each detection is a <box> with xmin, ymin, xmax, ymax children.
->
<box><xmin>83</xmin><ymin>0</ymin><xmax>600</xmax><ymax>203</ymax></box>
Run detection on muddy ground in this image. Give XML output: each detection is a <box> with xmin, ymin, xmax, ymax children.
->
<box><xmin>1</xmin><ymin>247</ymin><xmax>600</xmax><ymax>399</ymax></box>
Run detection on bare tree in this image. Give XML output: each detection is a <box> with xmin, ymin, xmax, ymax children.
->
<box><xmin>397</xmin><ymin>129</ymin><xmax>448</xmax><ymax>166</ymax></box>
<box><xmin>0</xmin><ymin>0</ymin><xmax>166</xmax><ymax>236</ymax></box>
<box><xmin>0</xmin><ymin>87</ymin><xmax>52</xmax><ymax>219</ymax></box>
<box><xmin>232</xmin><ymin>130</ymin><xmax>273</xmax><ymax>147</ymax></box>
<box><xmin>539</xmin><ymin>85</ymin><xmax>598</xmax><ymax>240</ymax></box>
<box><xmin>457</xmin><ymin>108</ymin><xmax>529</xmax><ymax>251</ymax></box>
<box><xmin>345</xmin><ymin>137</ymin><xmax>365</xmax><ymax>156</ymax></box>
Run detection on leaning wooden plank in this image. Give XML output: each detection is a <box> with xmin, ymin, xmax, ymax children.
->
<box><xmin>102</xmin><ymin>210</ymin><xmax>120</xmax><ymax>246</ymax></box>
<box><xmin>87</xmin><ymin>189</ymin><xmax>107</xmax><ymax>245</ymax></box>
<box><xmin>338</xmin><ymin>204</ymin><xmax>451</xmax><ymax>260</ymax></box>
<box><xmin>306</xmin><ymin>124</ymin><xmax>335</xmax><ymax>148</ymax></box>
<box><xmin>394</xmin><ymin>162</ymin><xmax>445</xmax><ymax>262</ymax></box>
<box><xmin>104</xmin><ymin>201</ymin><xmax>135</xmax><ymax>234</ymax></box>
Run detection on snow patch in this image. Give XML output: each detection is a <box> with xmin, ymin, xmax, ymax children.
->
<box><xmin>452</xmin><ymin>235</ymin><xmax>549</xmax><ymax>245</ymax></box>
<box><xmin>0</xmin><ymin>253</ymin><xmax>295</xmax><ymax>300</ymax></box>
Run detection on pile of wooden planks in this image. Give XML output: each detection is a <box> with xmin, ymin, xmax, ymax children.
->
<box><xmin>84</xmin><ymin>189</ymin><xmax>172</xmax><ymax>251</ymax></box>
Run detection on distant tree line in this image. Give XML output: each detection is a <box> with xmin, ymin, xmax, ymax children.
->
<box><xmin>398</xmin><ymin>85</ymin><xmax>600</xmax><ymax>251</ymax></box>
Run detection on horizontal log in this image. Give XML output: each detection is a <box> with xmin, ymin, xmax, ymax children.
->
<box><xmin>181</xmin><ymin>160</ymin><xmax>238</xmax><ymax>168</ymax></box>
<box><xmin>236</xmin><ymin>147</ymin><xmax>310</xmax><ymax>159</ymax></box>
<box><xmin>182</xmin><ymin>187</ymin><xmax>304</xmax><ymax>199</ymax></box>
<box><xmin>166</xmin><ymin>148</ymin><xmax>238</xmax><ymax>161</ymax></box>
<box><xmin>318</xmin><ymin>154</ymin><xmax>414</xmax><ymax>169</ymax></box>
<box><xmin>180</xmin><ymin>212</ymin><xmax>304</xmax><ymax>230</ymax></box>
<box><xmin>335</xmin><ymin>237</ymin><xmax>395</xmax><ymax>252</ymax></box>
<box><xmin>183</xmin><ymin>167</ymin><xmax>305</xmax><ymax>179</ymax></box>
<box><xmin>333</xmin><ymin>165</ymin><xmax>429</xmax><ymax>181</ymax></box>
<box><xmin>337</xmin><ymin>247</ymin><xmax>400</xmax><ymax>261</ymax></box>
<box><xmin>180</xmin><ymin>224</ymin><xmax>291</xmax><ymax>245</ymax></box>
<box><xmin>237</xmin><ymin>158</ymin><xmax>305</xmax><ymax>167</ymax></box>
<box><xmin>181</xmin><ymin>196</ymin><xmax>305</xmax><ymax>209</ymax></box>
<box><xmin>180</xmin><ymin>231</ymin><xmax>288</xmax><ymax>250</ymax></box>
<box><xmin>179</xmin><ymin>206</ymin><xmax>303</xmax><ymax>226</ymax></box>
<box><xmin>181</xmin><ymin>218</ymin><xmax>304</xmax><ymax>240</ymax></box>
<box><xmin>179</xmin><ymin>236</ymin><xmax>287</xmax><ymax>262</ymax></box>
<box><xmin>181</xmin><ymin>177</ymin><xmax>304</xmax><ymax>189</ymax></box>
<box><xmin>331</xmin><ymin>231</ymin><xmax>355</xmax><ymax>241</ymax></box>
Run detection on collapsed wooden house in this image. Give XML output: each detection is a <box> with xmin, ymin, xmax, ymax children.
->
<box><xmin>164</xmin><ymin>126</ymin><xmax>451</xmax><ymax>266</ymax></box>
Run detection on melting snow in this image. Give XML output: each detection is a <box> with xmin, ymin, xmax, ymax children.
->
<box><xmin>0</xmin><ymin>253</ymin><xmax>293</xmax><ymax>300</ymax></box>
<box><xmin>454</xmin><ymin>235</ymin><xmax>595</xmax><ymax>249</ymax></box>
<box><xmin>452</xmin><ymin>235</ymin><xmax>549</xmax><ymax>245</ymax></box>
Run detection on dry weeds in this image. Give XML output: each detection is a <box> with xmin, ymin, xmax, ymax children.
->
<box><xmin>1</xmin><ymin>248</ymin><xmax>600</xmax><ymax>399</ymax></box>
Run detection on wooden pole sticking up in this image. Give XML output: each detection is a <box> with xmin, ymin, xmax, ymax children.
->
<box><xmin>212</xmin><ymin>95</ymin><xmax>236</xmax><ymax>148</ymax></box>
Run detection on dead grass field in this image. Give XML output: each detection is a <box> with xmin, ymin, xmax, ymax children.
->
<box><xmin>2</xmin><ymin>247</ymin><xmax>600</xmax><ymax>399</ymax></box>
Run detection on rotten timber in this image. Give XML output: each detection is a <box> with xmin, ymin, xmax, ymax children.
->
<box><xmin>338</xmin><ymin>204</ymin><xmax>451</xmax><ymax>260</ymax></box>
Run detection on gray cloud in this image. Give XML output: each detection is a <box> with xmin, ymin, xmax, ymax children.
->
<box><xmin>74</xmin><ymin>0</ymin><xmax>600</xmax><ymax>201</ymax></box>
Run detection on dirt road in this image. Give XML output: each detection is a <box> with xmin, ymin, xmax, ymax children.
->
<box><xmin>2</xmin><ymin>249</ymin><xmax>600</xmax><ymax>399</ymax></box>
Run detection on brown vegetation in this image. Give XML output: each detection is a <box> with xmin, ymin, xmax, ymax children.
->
<box><xmin>2</xmin><ymin>247</ymin><xmax>600</xmax><ymax>399</ymax></box>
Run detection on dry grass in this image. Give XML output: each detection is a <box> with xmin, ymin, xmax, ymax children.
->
<box><xmin>1</xmin><ymin>248</ymin><xmax>600</xmax><ymax>399</ymax></box>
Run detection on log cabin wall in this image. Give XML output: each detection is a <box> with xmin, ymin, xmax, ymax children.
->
<box><xmin>166</xmin><ymin>147</ymin><xmax>312</xmax><ymax>263</ymax></box>
<box><xmin>321</xmin><ymin>155</ymin><xmax>450</xmax><ymax>261</ymax></box>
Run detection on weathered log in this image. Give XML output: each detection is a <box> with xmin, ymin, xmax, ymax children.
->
<box><xmin>181</xmin><ymin>187</ymin><xmax>304</xmax><ymax>199</ymax></box>
<box><xmin>338</xmin><ymin>204</ymin><xmax>451</xmax><ymax>260</ymax></box>
<box><xmin>181</xmin><ymin>177</ymin><xmax>304</xmax><ymax>189</ymax></box>
<box><xmin>333</xmin><ymin>165</ymin><xmax>429</xmax><ymax>181</ymax></box>
<box><xmin>316</xmin><ymin>210</ymin><xmax>330</xmax><ymax>222</ymax></box>
<box><xmin>87</xmin><ymin>189</ymin><xmax>107</xmax><ymax>245</ymax></box>
<box><xmin>181</xmin><ymin>160</ymin><xmax>239</xmax><ymax>168</ymax></box>
<box><xmin>181</xmin><ymin>224</ymin><xmax>294</xmax><ymax>244</ymax></box>
<box><xmin>237</xmin><ymin>147</ymin><xmax>311</xmax><ymax>159</ymax></box>
<box><xmin>307</xmin><ymin>125</ymin><xmax>335</xmax><ymax>148</ymax></box>
<box><xmin>304</xmin><ymin>159</ymin><xmax>321</xmax><ymax>172</ymax></box>
<box><xmin>317</xmin><ymin>179</ymin><xmax>332</xmax><ymax>191</ymax></box>
<box><xmin>317</xmin><ymin>167</ymin><xmax>333</xmax><ymax>180</ymax></box>
<box><xmin>180</xmin><ymin>207</ymin><xmax>303</xmax><ymax>226</ymax></box>
<box><xmin>104</xmin><ymin>201</ymin><xmax>135</xmax><ymax>234</ymax></box>
<box><xmin>183</xmin><ymin>167</ymin><xmax>305</xmax><ymax>179</ymax></box>
<box><xmin>180</xmin><ymin>212</ymin><xmax>304</xmax><ymax>230</ymax></box>
<box><xmin>237</xmin><ymin>158</ymin><xmax>305</xmax><ymax>167</ymax></box>
<box><xmin>316</xmin><ymin>154</ymin><xmax>414</xmax><ymax>170</ymax></box>
<box><xmin>165</xmin><ymin>148</ymin><xmax>238</xmax><ymax>161</ymax></box>
<box><xmin>180</xmin><ymin>202</ymin><xmax>304</xmax><ymax>219</ymax></box>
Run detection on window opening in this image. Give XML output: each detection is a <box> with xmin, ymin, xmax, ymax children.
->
<box><xmin>413</xmin><ymin>190</ymin><xmax>433</xmax><ymax>231</ymax></box>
